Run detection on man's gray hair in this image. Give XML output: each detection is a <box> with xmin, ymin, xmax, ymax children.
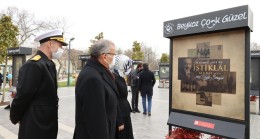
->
<box><xmin>90</xmin><ymin>39</ymin><xmax>115</xmax><ymax>58</ymax></box>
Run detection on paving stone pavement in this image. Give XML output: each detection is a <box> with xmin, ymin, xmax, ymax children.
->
<box><xmin>0</xmin><ymin>81</ymin><xmax>259</xmax><ymax>139</ymax></box>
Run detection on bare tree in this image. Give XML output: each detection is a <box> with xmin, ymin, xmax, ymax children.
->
<box><xmin>58</xmin><ymin>51</ymin><xmax>68</xmax><ymax>79</ymax></box>
<box><xmin>141</xmin><ymin>43</ymin><xmax>159</xmax><ymax>70</ymax></box>
<box><xmin>251</xmin><ymin>42</ymin><xmax>259</xmax><ymax>51</ymax></box>
<box><xmin>2</xmin><ymin>7</ymin><xmax>49</xmax><ymax>47</ymax></box>
<box><xmin>116</xmin><ymin>47</ymin><xmax>123</xmax><ymax>55</ymax></box>
<box><xmin>44</xmin><ymin>17</ymin><xmax>71</xmax><ymax>37</ymax></box>
<box><xmin>70</xmin><ymin>49</ymin><xmax>84</xmax><ymax>72</ymax></box>
<box><xmin>1</xmin><ymin>7</ymin><xmax>73</xmax><ymax>80</ymax></box>
<box><xmin>59</xmin><ymin>48</ymin><xmax>84</xmax><ymax>76</ymax></box>
<box><xmin>124</xmin><ymin>48</ymin><xmax>133</xmax><ymax>58</ymax></box>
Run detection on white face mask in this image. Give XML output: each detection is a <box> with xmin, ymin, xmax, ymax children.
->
<box><xmin>109</xmin><ymin>56</ymin><xmax>116</xmax><ymax>69</ymax></box>
<box><xmin>105</xmin><ymin>55</ymin><xmax>115</xmax><ymax>70</ymax></box>
<box><xmin>52</xmin><ymin>47</ymin><xmax>64</xmax><ymax>59</ymax></box>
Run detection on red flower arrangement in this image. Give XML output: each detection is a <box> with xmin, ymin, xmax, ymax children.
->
<box><xmin>165</xmin><ymin>127</ymin><xmax>225</xmax><ymax>139</ymax></box>
<box><xmin>165</xmin><ymin>127</ymin><xmax>203</xmax><ymax>139</ymax></box>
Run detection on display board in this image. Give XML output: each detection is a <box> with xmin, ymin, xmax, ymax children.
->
<box><xmin>78</xmin><ymin>55</ymin><xmax>90</xmax><ymax>69</ymax></box>
<box><xmin>164</xmin><ymin>5</ymin><xmax>252</xmax><ymax>138</ymax></box>
<box><xmin>7</xmin><ymin>47</ymin><xmax>32</xmax><ymax>87</ymax></box>
<box><xmin>172</xmin><ymin>30</ymin><xmax>244</xmax><ymax>120</ymax></box>
<box><xmin>159</xmin><ymin>63</ymin><xmax>170</xmax><ymax>80</ymax></box>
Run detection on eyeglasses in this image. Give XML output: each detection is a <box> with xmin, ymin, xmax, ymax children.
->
<box><xmin>104</xmin><ymin>53</ymin><xmax>116</xmax><ymax>56</ymax></box>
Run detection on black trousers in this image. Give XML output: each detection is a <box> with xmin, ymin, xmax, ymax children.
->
<box><xmin>131</xmin><ymin>86</ymin><xmax>139</xmax><ymax>111</ymax></box>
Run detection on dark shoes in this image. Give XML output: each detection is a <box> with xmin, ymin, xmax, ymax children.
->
<box><xmin>132</xmin><ymin>108</ymin><xmax>141</xmax><ymax>113</ymax></box>
<box><xmin>143</xmin><ymin>112</ymin><xmax>151</xmax><ymax>116</ymax></box>
<box><xmin>4</xmin><ymin>105</ymin><xmax>10</xmax><ymax>110</ymax></box>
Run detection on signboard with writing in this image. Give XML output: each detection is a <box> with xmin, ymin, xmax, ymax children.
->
<box><xmin>7</xmin><ymin>47</ymin><xmax>32</xmax><ymax>55</ymax></box>
<box><xmin>78</xmin><ymin>55</ymin><xmax>90</xmax><ymax>60</ymax></box>
<box><xmin>251</xmin><ymin>51</ymin><xmax>260</xmax><ymax>58</ymax></box>
<box><xmin>163</xmin><ymin>5</ymin><xmax>253</xmax><ymax>38</ymax></box>
<box><xmin>165</xmin><ymin>5</ymin><xmax>252</xmax><ymax>139</ymax></box>
<box><xmin>178</xmin><ymin>58</ymin><xmax>235</xmax><ymax>93</ymax></box>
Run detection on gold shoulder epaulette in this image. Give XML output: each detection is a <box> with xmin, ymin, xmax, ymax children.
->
<box><xmin>31</xmin><ymin>55</ymin><xmax>41</xmax><ymax>61</ymax></box>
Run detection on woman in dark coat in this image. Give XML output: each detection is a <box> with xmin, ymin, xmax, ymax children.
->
<box><xmin>113</xmin><ymin>54</ymin><xmax>134</xmax><ymax>139</ymax></box>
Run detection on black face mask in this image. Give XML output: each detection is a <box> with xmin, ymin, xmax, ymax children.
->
<box><xmin>138</xmin><ymin>69</ymin><xmax>143</xmax><ymax>73</ymax></box>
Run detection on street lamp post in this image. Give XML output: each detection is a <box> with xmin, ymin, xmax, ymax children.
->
<box><xmin>67</xmin><ymin>37</ymin><xmax>75</xmax><ymax>86</ymax></box>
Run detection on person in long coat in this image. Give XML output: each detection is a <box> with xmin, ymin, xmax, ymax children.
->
<box><xmin>10</xmin><ymin>29</ymin><xmax>68</xmax><ymax>139</ymax></box>
<box><xmin>138</xmin><ymin>63</ymin><xmax>156</xmax><ymax>116</ymax></box>
<box><xmin>130</xmin><ymin>63</ymin><xmax>143</xmax><ymax>113</ymax></box>
<box><xmin>0</xmin><ymin>72</ymin><xmax>3</xmax><ymax>95</ymax></box>
<box><xmin>113</xmin><ymin>54</ymin><xmax>134</xmax><ymax>139</ymax></box>
<box><xmin>73</xmin><ymin>39</ymin><xmax>120</xmax><ymax>139</ymax></box>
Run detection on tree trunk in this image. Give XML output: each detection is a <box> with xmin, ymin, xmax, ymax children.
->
<box><xmin>71</xmin><ymin>60</ymin><xmax>76</xmax><ymax>73</ymax></box>
<box><xmin>57</xmin><ymin>59</ymin><xmax>62</xmax><ymax>80</ymax></box>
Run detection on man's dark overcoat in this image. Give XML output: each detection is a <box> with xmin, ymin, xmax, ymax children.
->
<box><xmin>10</xmin><ymin>50</ymin><xmax>59</xmax><ymax>139</ymax></box>
<box><xmin>73</xmin><ymin>59</ymin><xmax>118</xmax><ymax>139</ymax></box>
<box><xmin>138</xmin><ymin>68</ymin><xmax>156</xmax><ymax>97</ymax></box>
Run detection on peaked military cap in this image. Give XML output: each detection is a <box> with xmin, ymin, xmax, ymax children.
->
<box><xmin>34</xmin><ymin>29</ymin><xmax>68</xmax><ymax>46</ymax></box>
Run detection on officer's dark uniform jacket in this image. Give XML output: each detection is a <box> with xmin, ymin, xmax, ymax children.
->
<box><xmin>10</xmin><ymin>50</ymin><xmax>59</xmax><ymax>139</ymax></box>
<box><xmin>73</xmin><ymin>58</ymin><xmax>119</xmax><ymax>139</ymax></box>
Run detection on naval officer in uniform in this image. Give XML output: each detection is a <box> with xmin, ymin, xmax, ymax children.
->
<box><xmin>10</xmin><ymin>29</ymin><xmax>68</xmax><ymax>139</ymax></box>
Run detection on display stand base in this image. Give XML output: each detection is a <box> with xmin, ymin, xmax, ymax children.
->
<box><xmin>167</xmin><ymin>112</ymin><xmax>246</xmax><ymax>139</ymax></box>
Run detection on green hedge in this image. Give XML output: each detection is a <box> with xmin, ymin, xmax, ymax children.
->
<box><xmin>58</xmin><ymin>80</ymin><xmax>76</xmax><ymax>87</ymax></box>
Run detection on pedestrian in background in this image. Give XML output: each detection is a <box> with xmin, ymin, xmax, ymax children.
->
<box><xmin>10</xmin><ymin>29</ymin><xmax>67</xmax><ymax>139</ymax></box>
<box><xmin>130</xmin><ymin>63</ymin><xmax>143</xmax><ymax>113</ymax></box>
<box><xmin>138</xmin><ymin>63</ymin><xmax>156</xmax><ymax>116</ymax></box>
<box><xmin>0</xmin><ymin>71</ymin><xmax>3</xmax><ymax>95</ymax></box>
<box><xmin>6</xmin><ymin>72</ymin><xmax>9</xmax><ymax>84</ymax></box>
<box><xmin>4</xmin><ymin>71</ymin><xmax>13</xmax><ymax>109</ymax></box>
<box><xmin>74</xmin><ymin>39</ymin><xmax>119</xmax><ymax>139</ymax></box>
<box><xmin>113</xmin><ymin>54</ymin><xmax>134</xmax><ymax>139</ymax></box>
<box><xmin>7</xmin><ymin>72</ymin><xmax>12</xmax><ymax>88</ymax></box>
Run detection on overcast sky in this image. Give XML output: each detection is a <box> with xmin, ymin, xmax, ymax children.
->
<box><xmin>0</xmin><ymin>0</ymin><xmax>258</xmax><ymax>56</ymax></box>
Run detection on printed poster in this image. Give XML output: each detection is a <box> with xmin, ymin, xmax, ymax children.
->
<box><xmin>172</xmin><ymin>29</ymin><xmax>245</xmax><ymax>120</ymax></box>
